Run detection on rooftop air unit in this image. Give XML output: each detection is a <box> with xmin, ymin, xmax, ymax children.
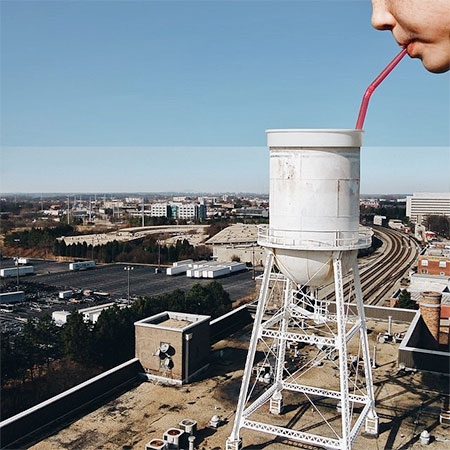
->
<box><xmin>162</xmin><ymin>428</ymin><xmax>185</xmax><ymax>449</ymax></box>
<box><xmin>178</xmin><ymin>418</ymin><xmax>197</xmax><ymax>436</ymax></box>
<box><xmin>145</xmin><ymin>439</ymin><xmax>167</xmax><ymax>450</ymax></box>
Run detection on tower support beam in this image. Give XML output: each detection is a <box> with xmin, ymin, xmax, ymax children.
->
<box><xmin>226</xmin><ymin>252</ymin><xmax>378</xmax><ymax>450</ymax></box>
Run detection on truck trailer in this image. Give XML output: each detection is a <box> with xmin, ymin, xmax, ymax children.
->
<box><xmin>0</xmin><ymin>266</ymin><xmax>34</xmax><ymax>277</ymax></box>
<box><xmin>0</xmin><ymin>291</ymin><xmax>25</xmax><ymax>304</ymax></box>
<box><xmin>69</xmin><ymin>261</ymin><xmax>96</xmax><ymax>271</ymax></box>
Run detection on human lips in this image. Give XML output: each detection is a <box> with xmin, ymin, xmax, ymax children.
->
<box><xmin>398</xmin><ymin>39</ymin><xmax>418</xmax><ymax>57</ymax></box>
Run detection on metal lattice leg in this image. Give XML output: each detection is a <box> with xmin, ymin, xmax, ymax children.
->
<box><xmin>333</xmin><ymin>254</ymin><xmax>352</xmax><ymax>449</ymax></box>
<box><xmin>270</xmin><ymin>277</ymin><xmax>291</xmax><ymax>415</ymax></box>
<box><xmin>226</xmin><ymin>252</ymin><xmax>275</xmax><ymax>450</ymax></box>
<box><xmin>352</xmin><ymin>260</ymin><xmax>379</xmax><ymax>436</ymax></box>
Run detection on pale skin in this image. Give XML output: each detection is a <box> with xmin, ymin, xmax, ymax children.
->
<box><xmin>371</xmin><ymin>0</ymin><xmax>450</xmax><ymax>73</ymax></box>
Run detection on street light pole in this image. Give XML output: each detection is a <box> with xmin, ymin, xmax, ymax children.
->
<box><xmin>124</xmin><ymin>266</ymin><xmax>134</xmax><ymax>304</ymax></box>
<box><xmin>14</xmin><ymin>239</ymin><xmax>20</xmax><ymax>290</ymax></box>
<box><xmin>158</xmin><ymin>241</ymin><xmax>161</xmax><ymax>271</ymax></box>
<box><xmin>252</xmin><ymin>244</ymin><xmax>255</xmax><ymax>280</ymax></box>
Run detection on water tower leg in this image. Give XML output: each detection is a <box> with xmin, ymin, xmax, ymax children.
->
<box><xmin>270</xmin><ymin>278</ymin><xmax>291</xmax><ymax>415</ymax></box>
<box><xmin>352</xmin><ymin>260</ymin><xmax>379</xmax><ymax>436</ymax></box>
<box><xmin>333</xmin><ymin>254</ymin><xmax>352</xmax><ymax>450</ymax></box>
<box><xmin>226</xmin><ymin>252</ymin><xmax>274</xmax><ymax>450</ymax></box>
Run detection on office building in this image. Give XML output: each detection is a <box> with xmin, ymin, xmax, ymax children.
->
<box><xmin>406</xmin><ymin>193</ymin><xmax>450</xmax><ymax>223</ymax></box>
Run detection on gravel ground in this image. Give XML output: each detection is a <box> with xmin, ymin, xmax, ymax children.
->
<box><xmin>31</xmin><ymin>320</ymin><xmax>449</xmax><ymax>450</ymax></box>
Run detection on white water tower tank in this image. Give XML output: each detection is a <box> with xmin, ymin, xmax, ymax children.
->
<box><xmin>258</xmin><ymin>129</ymin><xmax>370</xmax><ymax>286</ymax></box>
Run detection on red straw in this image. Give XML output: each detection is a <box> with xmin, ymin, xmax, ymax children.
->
<box><xmin>355</xmin><ymin>48</ymin><xmax>407</xmax><ymax>130</ymax></box>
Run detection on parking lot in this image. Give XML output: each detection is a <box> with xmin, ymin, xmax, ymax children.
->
<box><xmin>1</xmin><ymin>258</ymin><xmax>258</xmax><ymax>302</ymax></box>
<box><xmin>1</xmin><ymin>258</ymin><xmax>258</xmax><ymax>337</ymax></box>
<box><xmin>33</xmin><ymin>263</ymin><xmax>257</xmax><ymax>301</ymax></box>
<box><xmin>0</xmin><ymin>258</ymin><xmax>70</xmax><ymax>275</ymax></box>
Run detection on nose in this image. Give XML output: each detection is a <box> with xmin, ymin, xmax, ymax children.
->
<box><xmin>371</xmin><ymin>0</ymin><xmax>396</xmax><ymax>31</ymax></box>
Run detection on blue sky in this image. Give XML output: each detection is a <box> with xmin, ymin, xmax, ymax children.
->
<box><xmin>1</xmin><ymin>0</ymin><xmax>449</xmax><ymax>194</ymax></box>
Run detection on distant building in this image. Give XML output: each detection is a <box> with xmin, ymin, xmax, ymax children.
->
<box><xmin>373</xmin><ymin>215</ymin><xmax>387</xmax><ymax>226</ymax></box>
<box><xmin>418</xmin><ymin>254</ymin><xmax>450</xmax><ymax>277</ymax></box>
<box><xmin>146</xmin><ymin>202</ymin><xmax>206</xmax><ymax>220</ymax></box>
<box><xmin>52</xmin><ymin>303</ymin><xmax>124</xmax><ymax>326</ymax></box>
<box><xmin>178</xmin><ymin>203</ymin><xmax>197</xmax><ymax>220</ymax></box>
<box><xmin>233</xmin><ymin>208</ymin><xmax>269</xmax><ymax>218</ymax></box>
<box><xmin>408</xmin><ymin>246</ymin><xmax>450</xmax><ymax>313</ymax></box>
<box><xmin>206</xmin><ymin>224</ymin><xmax>266</xmax><ymax>267</ymax></box>
<box><xmin>151</xmin><ymin>203</ymin><xmax>170</xmax><ymax>217</ymax></box>
<box><xmin>406</xmin><ymin>192</ymin><xmax>450</xmax><ymax>223</ymax></box>
<box><xmin>360</xmin><ymin>198</ymin><xmax>380</xmax><ymax>208</ymax></box>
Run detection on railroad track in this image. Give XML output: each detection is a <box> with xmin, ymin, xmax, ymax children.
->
<box><xmin>361</xmin><ymin>227</ymin><xmax>419</xmax><ymax>305</ymax></box>
<box><xmin>248</xmin><ymin>227</ymin><xmax>419</xmax><ymax>309</ymax></box>
<box><xmin>323</xmin><ymin>226</ymin><xmax>420</xmax><ymax>305</ymax></box>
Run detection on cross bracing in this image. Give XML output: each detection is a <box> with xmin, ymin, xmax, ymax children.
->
<box><xmin>226</xmin><ymin>252</ymin><xmax>378</xmax><ymax>450</ymax></box>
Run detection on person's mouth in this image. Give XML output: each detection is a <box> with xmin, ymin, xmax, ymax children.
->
<box><xmin>399</xmin><ymin>39</ymin><xmax>418</xmax><ymax>57</ymax></box>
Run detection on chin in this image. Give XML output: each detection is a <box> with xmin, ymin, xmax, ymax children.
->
<box><xmin>421</xmin><ymin>52</ymin><xmax>450</xmax><ymax>73</ymax></box>
<box><xmin>423</xmin><ymin>61</ymin><xmax>450</xmax><ymax>73</ymax></box>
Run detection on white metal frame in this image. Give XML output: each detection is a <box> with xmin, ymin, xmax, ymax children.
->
<box><xmin>226</xmin><ymin>251</ymin><xmax>378</xmax><ymax>450</ymax></box>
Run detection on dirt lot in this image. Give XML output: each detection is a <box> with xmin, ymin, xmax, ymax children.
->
<box><xmin>31</xmin><ymin>320</ymin><xmax>449</xmax><ymax>450</ymax></box>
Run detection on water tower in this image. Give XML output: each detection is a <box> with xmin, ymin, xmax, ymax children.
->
<box><xmin>226</xmin><ymin>129</ymin><xmax>378</xmax><ymax>450</ymax></box>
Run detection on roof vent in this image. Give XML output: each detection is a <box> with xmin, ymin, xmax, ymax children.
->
<box><xmin>163</xmin><ymin>428</ymin><xmax>185</xmax><ymax>449</ymax></box>
<box><xmin>179</xmin><ymin>418</ymin><xmax>197</xmax><ymax>435</ymax></box>
<box><xmin>145</xmin><ymin>439</ymin><xmax>167</xmax><ymax>450</ymax></box>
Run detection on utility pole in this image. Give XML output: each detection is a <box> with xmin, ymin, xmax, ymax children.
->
<box><xmin>67</xmin><ymin>196</ymin><xmax>70</xmax><ymax>224</ymax></box>
<box><xmin>124</xmin><ymin>266</ymin><xmax>134</xmax><ymax>304</ymax></box>
<box><xmin>158</xmin><ymin>241</ymin><xmax>161</xmax><ymax>271</ymax></box>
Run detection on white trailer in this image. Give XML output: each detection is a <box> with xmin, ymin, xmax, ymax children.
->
<box><xmin>0</xmin><ymin>266</ymin><xmax>34</xmax><ymax>277</ymax></box>
<box><xmin>69</xmin><ymin>261</ymin><xmax>96</xmax><ymax>271</ymax></box>
<box><xmin>373</xmin><ymin>215</ymin><xmax>387</xmax><ymax>226</ymax></box>
<box><xmin>388</xmin><ymin>219</ymin><xmax>404</xmax><ymax>230</ymax></box>
<box><xmin>173</xmin><ymin>259</ymin><xmax>193</xmax><ymax>267</ymax></box>
<box><xmin>192</xmin><ymin>260</ymin><xmax>208</xmax><ymax>268</ymax></box>
<box><xmin>0</xmin><ymin>291</ymin><xmax>25</xmax><ymax>303</ymax></box>
<box><xmin>167</xmin><ymin>265</ymin><xmax>190</xmax><ymax>276</ymax></box>
<box><xmin>207</xmin><ymin>266</ymin><xmax>231</xmax><ymax>278</ymax></box>
<box><xmin>229</xmin><ymin>262</ymin><xmax>247</xmax><ymax>273</ymax></box>
<box><xmin>59</xmin><ymin>290</ymin><xmax>73</xmax><ymax>299</ymax></box>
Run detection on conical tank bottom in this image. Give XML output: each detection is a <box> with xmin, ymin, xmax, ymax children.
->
<box><xmin>273</xmin><ymin>249</ymin><xmax>357</xmax><ymax>287</ymax></box>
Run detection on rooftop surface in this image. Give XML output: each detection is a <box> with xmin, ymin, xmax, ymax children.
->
<box><xmin>31</xmin><ymin>319</ymin><xmax>450</xmax><ymax>450</ymax></box>
<box><xmin>158</xmin><ymin>318</ymin><xmax>191</xmax><ymax>329</ymax></box>
<box><xmin>206</xmin><ymin>224</ymin><xmax>258</xmax><ymax>246</ymax></box>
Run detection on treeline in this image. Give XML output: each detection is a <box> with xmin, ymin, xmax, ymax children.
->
<box><xmin>360</xmin><ymin>205</ymin><xmax>407</xmax><ymax>221</ymax></box>
<box><xmin>54</xmin><ymin>236</ymin><xmax>212</xmax><ymax>264</ymax></box>
<box><xmin>426</xmin><ymin>215</ymin><xmax>450</xmax><ymax>239</ymax></box>
<box><xmin>1</xmin><ymin>282</ymin><xmax>231</xmax><ymax>418</ymax></box>
<box><xmin>4</xmin><ymin>225</ymin><xmax>76</xmax><ymax>250</ymax></box>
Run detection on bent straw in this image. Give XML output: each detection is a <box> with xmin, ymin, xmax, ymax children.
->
<box><xmin>355</xmin><ymin>48</ymin><xmax>407</xmax><ymax>130</ymax></box>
